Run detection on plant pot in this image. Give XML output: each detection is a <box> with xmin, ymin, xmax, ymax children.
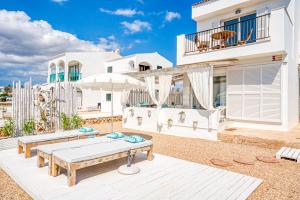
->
<box><xmin>147</xmin><ymin>110</ymin><xmax>151</xmax><ymax>118</ymax></box>
<box><xmin>167</xmin><ymin>119</ymin><xmax>173</xmax><ymax>128</ymax></box>
<box><xmin>137</xmin><ymin>117</ymin><xmax>142</xmax><ymax>126</ymax></box>
<box><xmin>193</xmin><ymin>121</ymin><xmax>198</xmax><ymax>130</ymax></box>
<box><xmin>178</xmin><ymin>111</ymin><xmax>186</xmax><ymax>123</ymax></box>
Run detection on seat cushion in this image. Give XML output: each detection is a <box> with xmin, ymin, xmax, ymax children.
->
<box><xmin>37</xmin><ymin>136</ymin><xmax>113</xmax><ymax>155</ymax></box>
<box><xmin>53</xmin><ymin>140</ymin><xmax>131</xmax><ymax>163</ymax></box>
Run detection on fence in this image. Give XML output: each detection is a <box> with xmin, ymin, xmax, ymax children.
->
<box><xmin>12</xmin><ymin>80</ymin><xmax>78</xmax><ymax>136</ymax></box>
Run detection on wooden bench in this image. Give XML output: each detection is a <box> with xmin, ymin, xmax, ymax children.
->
<box><xmin>18</xmin><ymin>130</ymin><xmax>101</xmax><ymax>158</ymax></box>
<box><xmin>51</xmin><ymin>141</ymin><xmax>154</xmax><ymax>186</ymax></box>
<box><xmin>37</xmin><ymin>137</ymin><xmax>114</xmax><ymax>175</ymax></box>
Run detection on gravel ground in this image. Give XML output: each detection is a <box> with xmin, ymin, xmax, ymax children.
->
<box><xmin>0</xmin><ymin>169</ymin><xmax>31</xmax><ymax>200</ymax></box>
<box><xmin>1</xmin><ymin>121</ymin><xmax>300</xmax><ymax>200</ymax></box>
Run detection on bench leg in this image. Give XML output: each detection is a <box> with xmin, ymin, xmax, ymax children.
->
<box><xmin>25</xmin><ymin>145</ymin><xmax>31</xmax><ymax>158</ymax></box>
<box><xmin>37</xmin><ymin>154</ymin><xmax>45</xmax><ymax>168</ymax></box>
<box><xmin>18</xmin><ymin>144</ymin><xmax>23</xmax><ymax>154</ymax></box>
<box><xmin>52</xmin><ymin>162</ymin><xmax>60</xmax><ymax>177</ymax></box>
<box><xmin>147</xmin><ymin>145</ymin><xmax>154</xmax><ymax>161</ymax></box>
<box><xmin>48</xmin><ymin>157</ymin><xmax>53</xmax><ymax>176</ymax></box>
<box><xmin>67</xmin><ymin>165</ymin><xmax>76</xmax><ymax>187</ymax></box>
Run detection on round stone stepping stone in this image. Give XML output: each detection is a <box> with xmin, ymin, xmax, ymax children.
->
<box><xmin>233</xmin><ymin>157</ymin><xmax>255</xmax><ymax>165</ymax></box>
<box><xmin>210</xmin><ymin>159</ymin><xmax>233</xmax><ymax>167</ymax></box>
<box><xmin>256</xmin><ymin>156</ymin><xmax>279</xmax><ymax>163</ymax></box>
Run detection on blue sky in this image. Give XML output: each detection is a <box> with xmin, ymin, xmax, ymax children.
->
<box><xmin>0</xmin><ymin>0</ymin><xmax>199</xmax><ymax>86</ymax></box>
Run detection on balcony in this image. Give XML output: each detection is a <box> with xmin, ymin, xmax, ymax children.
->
<box><xmin>68</xmin><ymin>72</ymin><xmax>81</xmax><ymax>81</ymax></box>
<box><xmin>49</xmin><ymin>74</ymin><xmax>56</xmax><ymax>83</ymax></box>
<box><xmin>58</xmin><ymin>72</ymin><xmax>64</xmax><ymax>82</ymax></box>
<box><xmin>185</xmin><ymin>14</ymin><xmax>270</xmax><ymax>54</ymax></box>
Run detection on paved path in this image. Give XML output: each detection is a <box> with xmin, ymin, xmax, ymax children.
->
<box><xmin>0</xmin><ymin>138</ymin><xmax>18</xmax><ymax>151</ymax></box>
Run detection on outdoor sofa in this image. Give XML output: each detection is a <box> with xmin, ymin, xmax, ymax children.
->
<box><xmin>18</xmin><ymin>129</ymin><xmax>100</xmax><ymax>158</ymax></box>
<box><xmin>51</xmin><ymin>139</ymin><xmax>153</xmax><ymax>186</ymax></box>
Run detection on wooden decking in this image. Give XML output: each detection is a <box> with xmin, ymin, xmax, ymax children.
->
<box><xmin>276</xmin><ymin>147</ymin><xmax>300</xmax><ymax>163</ymax></box>
<box><xmin>0</xmin><ymin>148</ymin><xmax>262</xmax><ymax>200</ymax></box>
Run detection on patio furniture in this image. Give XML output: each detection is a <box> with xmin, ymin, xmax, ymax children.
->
<box><xmin>211</xmin><ymin>30</ymin><xmax>236</xmax><ymax>48</ymax></box>
<box><xmin>36</xmin><ymin>136</ymin><xmax>115</xmax><ymax>175</ymax></box>
<box><xmin>276</xmin><ymin>147</ymin><xmax>300</xmax><ymax>163</ymax></box>
<box><xmin>51</xmin><ymin>139</ymin><xmax>153</xmax><ymax>186</ymax></box>
<box><xmin>237</xmin><ymin>28</ymin><xmax>253</xmax><ymax>45</ymax></box>
<box><xmin>18</xmin><ymin>129</ymin><xmax>100</xmax><ymax>158</ymax></box>
<box><xmin>194</xmin><ymin>35</ymin><xmax>209</xmax><ymax>52</ymax></box>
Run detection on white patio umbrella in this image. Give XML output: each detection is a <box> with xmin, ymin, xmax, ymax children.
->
<box><xmin>76</xmin><ymin>73</ymin><xmax>145</xmax><ymax>175</ymax></box>
<box><xmin>76</xmin><ymin>73</ymin><xmax>145</xmax><ymax>132</ymax></box>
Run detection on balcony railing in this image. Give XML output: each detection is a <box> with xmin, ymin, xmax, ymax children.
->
<box><xmin>68</xmin><ymin>72</ymin><xmax>81</xmax><ymax>81</ymax></box>
<box><xmin>185</xmin><ymin>14</ymin><xmax>270</xmax><ymax>54</ymax></box>
<box><xmin>58</xmin><ymin>72</ymin><xmax>64</xmax><ymax>82</ymax></box>
<box><xmin>49</xmin><ymin>74</ymin><xmax>56</xmax><ymax>83</ymax></box>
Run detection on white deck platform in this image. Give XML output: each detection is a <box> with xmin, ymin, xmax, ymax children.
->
<box><xmin>276</xmin><ymin>147</ymin><xmax>300</xmax><ymax>163</ymax></box>
<box><xmin>0</xmin><ymin>149</ymin><xmax>262</xmax><ymax>200</ymax></box>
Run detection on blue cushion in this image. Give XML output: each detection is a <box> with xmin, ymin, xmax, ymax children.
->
<box><xmin>79</xmin><ymin>127</ymin><xmax>95</xmax><ymax>132</ymax></box>
<box><xmin>124</xmin><ymin>135</ymin><xmax>145</xmax><ymax>143</ymax></box>
<box><xmin>106</xmin><ymin>132</ymin><xmax>125</xmax><ymax>139</ymax></box>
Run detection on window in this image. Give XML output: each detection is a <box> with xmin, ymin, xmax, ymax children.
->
<box><xmin>157</xmin><ymin>66</ymin><xmax>162</xmax><ymax>70</ymax></box>
<box><xmin>107</xmin><ymin>66</ymin><xmax>113</xmax><ymax>73</ymax></box>
<box><xmin>224</xmin><ymin>13</ymin><xmax>257</xmax><ymax>46</ymax></box>
<box><xmin>106</xmin><ymin>93</ymin><xmax>112</xmax><ymax>102</ymax></box>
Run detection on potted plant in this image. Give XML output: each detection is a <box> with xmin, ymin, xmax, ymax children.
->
<box><xmin>23</xmin><ymin>120</ymin><xmax>36</xmax><ymax>135</ymax></box>
<box><xmin>137</xmin><ymin>116</ymin><xmax>143</xmax><ymax>125</ymax></box>
<box><xmin>193</xmin><ymin>121</ymin><xmax>198</xmax><ymax>130</ymax></box>
<box><xmin>147</xmin><ymin>110</ymin><xmax>151</xmax><ymax>118</ymax></box>
<box><xmin>167</xmin><ymin>118</ymin><xmax>173</xmax><ymax>128</ymax></box>
<box><xmin>178</xmin><ymin>111</ymin><xmax>186</xmax><ymax>122</ymax></box>
<box><xmin>129</xmin><ymin>109</ymin><xmax>134</xmax><ymax>117</ymax></box>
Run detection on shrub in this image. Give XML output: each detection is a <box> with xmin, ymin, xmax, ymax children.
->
<box><xmin>70</xmin><ymin>114</ymin><xmax>83</xmax><ymax>129</ymax></box>
<box><xmin>23</xmin><ymin>120</ymin><xmax>36</xmax><ymax>135</ymax></box>
<box><xmin>60</xmin><ymin>112</ymin><xmax>71</xmax><ymax>130</ymax></box>
<box><xmin>3</xmin><ymin>119</ymin><xmax>14</xmax><ymax>136</ymax></box>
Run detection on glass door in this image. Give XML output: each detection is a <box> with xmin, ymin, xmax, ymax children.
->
<box><xmin>213</xmin><ymin>76</ymin><xmax>226</xmax><ymax>108</ymax></box>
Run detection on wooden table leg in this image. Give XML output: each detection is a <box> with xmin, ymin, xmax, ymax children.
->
<box><xmin>37</xmin><ymin>153</ymin><xmax>45</xmax><ymax>168</ymax></box>
<box><xmin>51</xmin><ymin>161</ymin><xmax>60</xmax><ymax>177</ymax></box>
<box><xmin>18</xmin><ymin>144</ymin><xmax>23</xmax><ymax>154</ymax></box>
<box><xmin>25</xmin><ymin>144</ymin><xmax>31</xmax><ymax>158</ymax></box>
<box><xmin>48</xmin><ymin>157</ymin><xmax>52</xmax><ymax>176</ymax></box>
<box><xmin>67</xmin><ymin>164</ymin><xmax>76</xmax><ymax>187</ymax></box>
<box><xmin>147</xmin><ymin>145</ymin><xmax>154</xmax><ymax>161</ymax></box>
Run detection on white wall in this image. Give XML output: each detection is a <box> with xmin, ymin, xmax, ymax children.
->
<box><xmin>123</xmin><ymin>107</ymin><xmax>219</xmax><ymax>140</ymax></box>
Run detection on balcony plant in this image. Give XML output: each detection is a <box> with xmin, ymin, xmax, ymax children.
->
<box><xmin>129</xmin><ymin>108</ymin><xmax>134</xmax><ymax>117</ymax></box>
<box><xmin>178</xmin><ymin>111</ymin><xmax>186</xmax><ymax>123</ymax></box>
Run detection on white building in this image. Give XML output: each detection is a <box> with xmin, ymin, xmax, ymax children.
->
<box><xmin>47</xmin><ymin>52</ymin><xmax>173</xmax><ymax>115</ymax></box>
<box><xmin>176</xmin><ymin>0</ymin><xmax>300</xmax><ymax>131</ymax></box>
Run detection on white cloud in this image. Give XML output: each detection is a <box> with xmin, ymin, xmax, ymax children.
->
<box><xmin>165</xmin><ymin>11</ymin><xmax>181</xmax><ymax>22</ymax></box>
<box><xmin>51</xmin><ymin>0</ymin><xmax>68</xmax><ymax>4</ymax></box>
<box><xmin>0</xmin><ymin>10</ymin><xmax>119</xmax><ymax>84</ymax></box>
<box><xmin>99</xmin><ymin>8</ymin><xmax>143</xmax><ymax>17</ymax></box>
<box><xmin>121</xmin><ymin>20</ymin><xmax>151</xmax><ymax>34</ymax></box>
<box><xmin>136</xmin><ymin>0</ymin><xmax>144</xmax><ymax>4</ymax></box>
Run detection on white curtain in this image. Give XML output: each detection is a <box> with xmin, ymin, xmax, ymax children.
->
<box><xmin>145</xmin><ymin>74</ymin><xmax>172</xmax><ymax>125</ymax></box>
<box><xmin>120</xmin><ymin>90</ymin><xmax>130</xmax><ymax>106</ymax></box>
<box><xmin>187</xmin><ymin>67</ymin><xmax>211</xmax><ymax>110</ymax></box>
<box><xmin>145</xmin><ymin>76</ymin><xmax>158</xmax><ymax>105</ymax></box>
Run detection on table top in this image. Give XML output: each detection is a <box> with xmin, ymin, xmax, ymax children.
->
<box><xmin>211</xmin><ymin>30</ymin><xmax>236</xmax><ymax>40</ymax></box>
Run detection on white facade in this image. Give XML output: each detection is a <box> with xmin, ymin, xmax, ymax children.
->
<box><xmin>47</xmin><ymin>52</ymin><xmax>122</xmax><ymax>110</ymax></box>
<box><xmin>177</xmin><ymin>0</ymin><xmax>300</xmax><ymax>131</ymax></box>
<box><xmin>47</xmin><ymin>52</ymin><xmax>173</xmax><ymax>115</ymax></box>
<box><xmin>101</xmin><ymin>53</ymin><xmax>173</xmax><ymax>115</ymax></box>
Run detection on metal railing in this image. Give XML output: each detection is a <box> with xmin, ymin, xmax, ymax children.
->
<box><xmin>49</xmin><ymin>74</ymin><xmax>56</xmax><ymax>83</ymax></box>
<box><xmin>68</xmin><ymin>72</ymin><xmax>81</xmax><ymax>81</ymax></box>
<box><xmin>185</xmin><ymin>14</ymin><xmax>270</xmax><ymax>54</ymax></box>
<box><xmin>58</xmin><ymin>72</ymin><xmax>64</xmax><ymax>82</ymax></box>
